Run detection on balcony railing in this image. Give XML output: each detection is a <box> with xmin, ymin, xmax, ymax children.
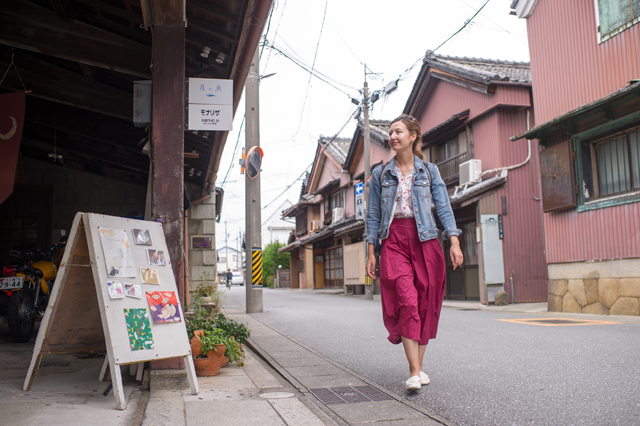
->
<box><xmin>436</xmin><ymin>151</ymin><xmax>468</xmax><ymax>181</ymax></box>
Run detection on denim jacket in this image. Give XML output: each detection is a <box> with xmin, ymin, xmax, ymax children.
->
<box><xmin>364</xmin><ymin>155</ymin><xmax>462</xmax><ymax>246</ymax></box>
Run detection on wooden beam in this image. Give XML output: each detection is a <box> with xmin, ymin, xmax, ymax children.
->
<box><xmin>25</xmin><ymin>98</ymin><xmax>145</xmax><ymax>152</ymax></box>
<box><xmin>50</xmin><ymin>0</ymin><xmax>73</xmax><ymax>21</ymax></box>
<box><xmin>73</xmin><ymin>0</ymin><xmax>145</xmax><ymax>24</ymax></box>
<box><xmin>0</xmin><ymin>52</ymin><xmax>132</xmax><ymax>120</ymax></box>
<box><xmin>151</xmin><ymin>24</ymin><xmax>185</xmax><ymax>306</ymax></box>
<box><xmin>187</xmin><ymin>15</ymin><xmax>238</xmax><ymax>44</ymax></box>
<box><xmin>0</xmin><ymin>0</ymin><xmax>151</xmax><ymax>78</ymax></box>
<box><xmin>187</xmin><ymin>0</ymin><xmax>240</xmax><ymax>25</ymax></box>
<box><xmin>149</xmin><ymin>0</ymin><xmax>184</xmax><ymax>25</ymax></box>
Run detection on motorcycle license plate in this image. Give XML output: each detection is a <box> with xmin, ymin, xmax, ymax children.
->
<box><xmin>0</xmin><ymin>276</ymin><xmax>24</xmax><ymax>290</ymax></box>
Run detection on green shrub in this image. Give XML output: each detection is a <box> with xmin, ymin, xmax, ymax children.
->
<box><xmin>266</xmin><ymin>275</ymin><xmax>274</xmax><ymax>288</ymax></box>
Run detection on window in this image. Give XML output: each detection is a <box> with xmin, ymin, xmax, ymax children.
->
<box><xmin>580</xmin><ymin>126</ymin><xmax>640</xmax><ymax>201</ymax></box>
<box><xmin>323</xmin><ymin>246</ymin><xmax>343</xmax><ymax>288</ymax></box>
<box><xmin>324</xmin><ymin>191</ymin><xmax>342</xmax><ymax>224</ymax></box>
<box><xmin>596</xmin><ymin>0</ymin><xmax>640</xmax><ymax>42</ymax></box>
<box><xmin>432</xmin><ymin>131</ymin><xmax>467</xmax><ymax>181</ymax></box>
<box><xmin>295</xmin><ymin>213</ymin><xmax>307</xmax><ymax>236</ymax></box>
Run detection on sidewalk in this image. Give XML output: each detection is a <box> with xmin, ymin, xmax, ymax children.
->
<box><xmin>141</xmin><ymin>297</ymin><xmax>454</xmax><ymax>426</ymax></box>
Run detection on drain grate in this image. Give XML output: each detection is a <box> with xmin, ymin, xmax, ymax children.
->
<box><xmin>259</xmin><ymin>392</ymin><xmax>295</xmax><ymax>399</ymax></box>
<box><xmin>309</xmin><ymin>386</ymin><xmax>393</xmax><ymax>405</ymax></box>
<box><xmin>497</xmin><ymin>318</ymin><xmax>623</xmax><ymax>327</ymax></box>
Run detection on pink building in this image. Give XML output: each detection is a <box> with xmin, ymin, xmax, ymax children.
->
<box><xmin>405</xmin><ymin>52</ymin><xmax>548</xmax><ymax>303</ymax></box>
<box><xmin>510</xmin><ymin>0</ymin><xmax>640</xmax><ymax>315</ymax></box>
<box><xmin>280</xmin><ymin>122</ymin><xmax>394</xmax><ymax>292</ymax></box>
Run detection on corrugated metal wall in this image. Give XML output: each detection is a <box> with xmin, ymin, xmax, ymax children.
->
<box><xmin>527</xmin><ymin>0</ymin><xmax>640</xmax><ymax>263</ymax></box>
<box><xmin>527</xmin><ymin>0</ymin><xmax>640</xmax><ymax>124</ymax></box>
<box><xmin>474</xmin><ymin>110</ymin><xmax>548</xmax><ymax>302</ymax></box>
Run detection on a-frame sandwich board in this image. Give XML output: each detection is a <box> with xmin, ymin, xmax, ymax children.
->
<box><xmin>23</xmin><ymin>212</ymin><xmax>199</xmax><ymax>409</ymax></box>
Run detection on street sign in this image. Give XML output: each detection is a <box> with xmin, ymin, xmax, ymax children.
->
<box><xmin>355</xmin><ymin>182</ymin><xmax>364</xmax><ymax>220</ymax></box>
<box><xmin>187</xmin><ymin>78</ymin><xmax>233</xmax><ymax>131</ymax></box>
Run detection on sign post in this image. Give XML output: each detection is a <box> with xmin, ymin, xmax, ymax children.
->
<box><xmin>23</xmin><ymin>213</ymin><xmax>199</xmax><ymax>410</ymax></box>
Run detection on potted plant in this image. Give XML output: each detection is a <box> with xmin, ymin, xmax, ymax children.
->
<box><xmin>191</xmin><ymin>328</ymin><xmax>228</xmax><ymax>376</ymax></box>
<box><xmin>225</xmin><ymin>336</ymin><xmax>246</xmax><ymax>367</ymax></box>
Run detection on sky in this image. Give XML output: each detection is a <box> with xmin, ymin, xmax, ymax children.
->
<box><xmin>214</xmin><ymin>0</ymin><xmax>530</xmax><ymax>250</ymax></box>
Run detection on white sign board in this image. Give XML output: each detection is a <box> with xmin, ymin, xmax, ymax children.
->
<box><xmin>355</xmin><ymin>182</ymin><xmax>365</xmax><ymax>220</ymax></box>
<box><xmin>480</xmin><ymin>214</ymin><xmax>505</xmax><ymax>285</ymax></box>
<box><xmin>188</xmin><ymin>104</ymin><xmax>233</xmax><ymax>131</ymax></box>
<box><xmin>24</xmin><ymin>213</ymin><xmax>198</xmax><ymax>410</ymax></box>
<box><xmin>188</xmin><ymin>78</ymin><xmax>233</xmax><ymax>131</ymax></box>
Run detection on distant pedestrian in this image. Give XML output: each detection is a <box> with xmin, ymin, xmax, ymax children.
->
<box><xmin>226</xmin><ymin>270</ymin><xmax>233</xmax><ymax>289</ymax></box>
<box><xmin>365</xmin><ymin>114</ymin><xmax>463</xmax><ymax>391</ymax></box>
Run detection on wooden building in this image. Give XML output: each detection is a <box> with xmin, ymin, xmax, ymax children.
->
<box><xmin>510</xmin><ymin>0</ymin><xmax>640</xmax><ymax>315</ymax></box>
<box><xmin>279</xmin><ymin>121</ymin><xmax>394</xmax><ymax>293</ymax></box>
<box><xmin>0</xmin><ymin>0</ymin><xmax>274</xmax><ymax>365</ymax></box>
<box><xmin>404</xmin><ymin>52</ymin><xmax>548</xmax><ymax>303</ymax></box>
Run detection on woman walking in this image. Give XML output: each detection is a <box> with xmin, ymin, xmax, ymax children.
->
<box><xmin>364</xmin><ymin>114</ymin><xmax>463</xmax><ymax>391</ymax></box>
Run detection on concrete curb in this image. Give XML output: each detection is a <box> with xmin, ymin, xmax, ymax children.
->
<box><xmin>243</xmin><ymin>313</ymin><xmax>458</xmax><ymax>426</ymax></box>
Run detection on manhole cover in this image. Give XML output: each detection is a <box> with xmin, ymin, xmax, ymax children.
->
<box><xmin>259</xmin><ymin>392</ymin><xmax>295</xmax><ymax>399</ymax></box>
<box><xmin>309</xmin><ymin>386</ymin><xmax>393</xmax><ymax>405</ymax></box>
<box><xmin>497</xmin><ymin>318</ymin><xmax>623</xmax><ymax>327</ymax></box>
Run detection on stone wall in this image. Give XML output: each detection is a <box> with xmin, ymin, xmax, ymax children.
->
<box><xmin>187</xmin><ymin>189</ymin><xmax>217</xmax><ymax>296</ymax></box>
<box><xmin>548</xmin><ymin>258</ymin><xmax>640</xmax><ymax>316</ymax></box>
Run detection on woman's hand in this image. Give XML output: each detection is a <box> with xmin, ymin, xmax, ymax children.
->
<box><xmin>449</xmin><ymin>236</ymin><xmax>464</xmax><ymax>270</ymax></box>
<box><xmin>366</xmin><ymin>244</ymin><xmax>377</xmax><ymax>279</ymax></box>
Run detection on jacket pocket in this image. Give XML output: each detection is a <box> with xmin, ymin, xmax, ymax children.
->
<box><xmin>413</xmin><ymin>178</ymin><xmax>430</xmax><ymax>198</ymax></box>
<box><xmin>381</xmin><ymin>180</ymin><xmax>396</xmax><ymax>199</ymax></box>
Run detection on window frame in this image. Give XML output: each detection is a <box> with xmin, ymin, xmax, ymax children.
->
<box><xmin>594</xmin><ymin>0</ymin><xmax>640</xmax><ymax>43</ymax></box>
<box><xmin>574</xmin><ymin>112</ymin><xmax>640</xmax><ymax>212</ymax></box>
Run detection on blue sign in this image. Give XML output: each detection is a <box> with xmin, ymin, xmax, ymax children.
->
<box><xmin>355</xmin><ymin>182</ymin><xmax>363</xmax><ymax>195</ymax></box>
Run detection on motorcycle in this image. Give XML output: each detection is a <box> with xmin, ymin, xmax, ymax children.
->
<box><xmin>0</xmin><ymin>244</ymin><xmax>62</xmax><ymax>342</ymax></box>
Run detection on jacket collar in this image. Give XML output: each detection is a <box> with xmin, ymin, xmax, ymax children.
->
<box><xmin>384</xmin><ymin>155</ymin><xmax>426</xmax><ymax>177</ymax></box>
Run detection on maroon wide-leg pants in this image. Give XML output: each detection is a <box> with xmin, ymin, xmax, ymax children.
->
<box><xmin>379</xmin><ymin>218</ymin><xmax>446</xmax><ymax>346</ymax></box>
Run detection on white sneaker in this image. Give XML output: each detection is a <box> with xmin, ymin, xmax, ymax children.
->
<box><xmin>405</xmin><ymin>376</ymin><xmax>421</xmax><ymax>390</ymax></box>
<box><xmin>420</xmin><ymin>371</ymin><xmax>430</xmax><ymax>385</ymax></box>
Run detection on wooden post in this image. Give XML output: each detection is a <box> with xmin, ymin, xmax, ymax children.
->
<box><xmin>150</xmin><ymin>24</ymin><xmax>186</xmax><ymax>370</ymax></box>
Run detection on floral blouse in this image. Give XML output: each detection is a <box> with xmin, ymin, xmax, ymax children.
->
<box><xmin>392</xmin><ymin>165</ymin><xmax>415</xmax><ymax>218</ymax></box>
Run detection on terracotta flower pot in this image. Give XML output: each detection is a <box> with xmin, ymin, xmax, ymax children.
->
<box><xmin>190</xmin><ymin>330</ymin><xmax>204</xmax><ymax>358</ymax></box>
<box><xmin>221</xmin><ymin>356</ymin><xmax>230</xmax><ymax>368</ymax></box>
<box><xmin>192</xmin><ymin>343</ymin><xmax>227</xmax><ymax>376</ymax></box>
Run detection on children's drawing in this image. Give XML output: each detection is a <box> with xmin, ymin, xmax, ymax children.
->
<box><xmin>124</xmin><ymin>282</ymin><xmax>142</xmax><ymax>299</ymax></box>
<box><xmin>107</xmin><ymin>281</ymin><xmax>124</xmax><ymax>299</ymax></box>
<box><xmin>146</xmin><ymin>291</ymin><xmax>182</xmax><ymax>323</ymax></box>
<box><xmin>140</xmin><ymin>267</ymin><xmax>160</xmax><ymax>285</ymax></box>
<box><xmin>98</xmin><ymin>227</ymin><xmax>136</xmax><ymax>277</ymax></box>
<box><xmin>124</xmin><ymin>308</ymin><xmax>154</xmax><ymax>350</ymax></box>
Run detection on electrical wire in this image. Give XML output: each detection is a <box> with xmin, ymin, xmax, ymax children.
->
<box><xmin>433</xmin><ymin>0</ymin><xmax>492</xmax><ymax>53</ymax></box>
<box><xmin>294</xmin><ymin>0</ymin><xmax>329</xmax><ymax>136</ymax></box>
<box><xmin>262</xmin><ymin>0</ymin><xmax>288</xmax><ymax>73</ymax></box>
<box><xmin>220</xmin><ymin>116</ymin><xmax>245</xmax><ymax>188</ymax></box>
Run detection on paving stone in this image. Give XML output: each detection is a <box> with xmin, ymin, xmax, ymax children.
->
<box><xmin>563</xmin><ymin>292</ymin><xmax>581</xmax><ymax>313</ymax></box>
<box><xmin>548</xmin><ymin>280</ymin><xmax>568</xmax><ymax>297</ymax></box>
<box><xmin>620</xmin><ymin>278</ymin><xmax>640</xmax><ymax>298</ymax></box>
<box><xmin>598</xmin><ymin>278</ymin><xmax>621</xmax><ymax>309</ymax></box>
<box><xmin>548</xmin><ymin>294</ymin><xmax>563</xmax><ymax>312</ymax></box>
<box><xmin>584</xmin><ymin>279</ymin><xmax>599</xmax><ymax>305</ymax></box>
<box><xmin>142</xmin><ymin>390</ymin><xmax>185</xmax><ymax>426</ymax></box>
<box><xmin>185</xmin><ymin>400</ymin><xmax>285</xmax><ymax>426</ymax></box>
<box><xmin>243</xmin><ymin>352</ymin><xmax>283</xmax><ymax>389</ymax></box>
<box><xmin>568</xmin><ymin>280</ymin><xmax>588</xmax><ymax>307</ymax></box>
<box><xmin>269</xmin><ymin>397</ymin><xmax>326</xmax><ymax>426</ymax></box>
<box><xmin>329</xmin><ymin>400</ymin><xmax>427</xmax><ymax>424</ymax></box>
<box><xmin>197</xmin><ymin>374</ymin><xmax>256</xmax><ymax>390</ymax></box>
<box><xmin>298</xmin><ymin>374</ymin><xmax>367</xmax><ymax>389</ymax></box>
<box><xmin>609</xmin><ymin>297</ymin><xmax>639</xmax><ymax>316</ymax></box>
<box><xmin>286</xmin><ymin>365</ymin><xmax>346</xmax><ymax>378</ymax></box>
<box><xmin>582</xmin><ymin>302</ymin><xmax>609</xmax><ymax>315</ymax></box>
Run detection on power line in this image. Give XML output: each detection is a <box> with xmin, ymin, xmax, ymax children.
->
<box><xmin>294</xmin><ymin>0</ymin><xmax>329</xmax><ymax>136</ymax></box>
<box><xmin>265</xmin><ymin>44</ymin><xmax>354</xmax><ymax>97</ymax></box>
<box><xmin>433</xmin><ymin>0</ymin><xmax>492</xmax><ymax>53</ymax></box>
<box><xmin>220</xmin><ymin>116</ymin><xmax>245</xmax><ymax>188</ymax></box>
<box><xmin>262</xmin><ymin>0</ymin><xmax>288</xmax><ymax>72</ymax></box>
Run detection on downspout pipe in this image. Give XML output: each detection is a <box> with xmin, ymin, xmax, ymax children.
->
<box><xmin>480</xmin><ymin>109</ymin><xmax>533</xmax><ymax>177</ymax></box>
<box><xmin>205</xmin><ymin>0</ymin><xmax>274</xmax><ymax>191</ymax></box>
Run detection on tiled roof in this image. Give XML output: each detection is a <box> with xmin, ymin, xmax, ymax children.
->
<box><xmin>426</xmin><ymin>51</ymin><xmax>531</xmax><ymax>84</ymax></box>
<box><xmin>319</xmin><ymin>136</ymin><xmax>351</xmax><ymax>166</ymax></box>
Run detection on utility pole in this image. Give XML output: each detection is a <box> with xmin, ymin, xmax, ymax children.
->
<box><xmin>363</xmin><ymin>64</ymin><xmax>373</xmax><ymax>300</ymax></box>
<box><xmin>244</xmin><ymin>48</ymin><xmax>263</xmax><ymax>313</ymax></box>
<box><xmin>224</xmin><ymin>221</ymin><xmax>228</xmax><ymax>275</ymax></box>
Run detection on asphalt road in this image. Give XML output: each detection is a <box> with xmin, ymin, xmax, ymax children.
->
<box><xmin>224</xmin><ymin>287</ymin><xmax>640</xmax><ymax>426</ymax></box>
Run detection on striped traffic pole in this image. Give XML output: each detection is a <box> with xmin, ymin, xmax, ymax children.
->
<box><xmin>251</xmin><ymin>247</ymin><xmax>263</xmax><ymax>286</ymax></box>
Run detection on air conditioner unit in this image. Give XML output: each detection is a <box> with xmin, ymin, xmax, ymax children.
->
<box><xmin>459</xmin><ymin>159</ymin><xmax>482</xmax><ymax>185</ymax></box>
<box><xmin>332</xmin><ymin>207</ymin><xmax>344</xmax><ymax>223</ymax></box>
<box><xmin>310</xmin><ymin>220</ymin><xmax>321</xmax><ymax>232</ymax></box>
